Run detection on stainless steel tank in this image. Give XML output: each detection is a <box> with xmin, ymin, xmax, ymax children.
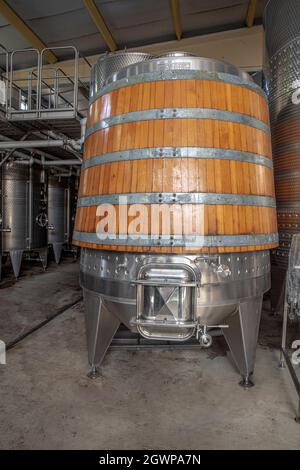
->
<box><xmin>264</xmin><ymin>0</ymin><xmax>300</xmax><ymax>307</ymax></box>
<box><xmin>67</xmin><ymin>174</ymin><xmax>79</xmax><ymax>246</ymax></box>
<box><xmin>0</xmin><ymin>162</ymin><xmax>48</xmax><ymax>278</ymax></box>
<box><xmin>48</xmin><ymin>173</ymin><xmax>79</xmax><ymax>260</ymax></box>
<box><xmin>47</xmin><ymin>175</ymin><xmax>70</xmax><ymax>264</ymax></box>
<box><xmin>77</xmin><ymin>52</ymin><xmax>275</xmax><ymax>386</ymax></box>
<box><xmin>90</xmin><ymin>51</ymin><xmax>154</xmax><ymax>101</ymax></box>
<box><xmin>0</xmin><ymin>170</ymin><xmax>2</xmax><ymax>278</ymax></box>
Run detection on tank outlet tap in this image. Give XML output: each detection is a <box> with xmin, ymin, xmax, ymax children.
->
<box><xmin>196</xmin><ymin>324</ymin><xmax>213</xmax><ymax>348</ymax></box>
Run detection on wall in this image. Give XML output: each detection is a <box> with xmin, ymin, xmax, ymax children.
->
<box><xmin>12</xmin><ymin>25</ymin><xmax>264</xmax><ymax>86</ymax></box>
<box><xmin>132</xmin><ymin>25</ymin><xmax>264</xmax><ymax>72</ymax></box>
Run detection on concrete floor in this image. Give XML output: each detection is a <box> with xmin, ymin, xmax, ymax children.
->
<box><xmin>0</xmin><ymin>262</ymin><xmax>299</xmax><ymax>449</ymax></box>
<box><xmin>0</xmin><ymin>258</ymin><xmax>81</xmax><ymax>345</ymax></box>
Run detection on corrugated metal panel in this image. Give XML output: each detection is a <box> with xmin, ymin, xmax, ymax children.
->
<box><xmin>5</xmin><ymin>0</ymin><xmax>84</xmax><ymax>18</ymax></box>
<box><xmin>0</xmin><ymin>0</ymin><xmax>268</xmax><ymax>68</ymax></box>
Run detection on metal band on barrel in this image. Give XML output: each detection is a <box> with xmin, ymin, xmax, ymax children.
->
<box><xmin>90</xmin><ymin>70</ymin><xmax>267</xmax><ymax>103</ymax></box>
<box><xmin>81</xmin><ymin>147</ymin><xmax>273</xmax><ymax>170</ymax></box>
<box><xmin>85</xmin><ymin>108</ymin><xmax>270</xmax><ymax>138</ymax></box>
<box><xmin>77</xmin><ymin>192</ymin><xmax>276</xmax><ymax>208</ymax></box>
<box><xmin>73</xmin><ymin>231</ymin><xmax>278</xmax><ymax>247</ymax></box>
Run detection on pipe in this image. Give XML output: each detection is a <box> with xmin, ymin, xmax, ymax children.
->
<box><xmin>0</xmin><ymin>134</ymin><xmax>59</xmax><ymax>162</ymax></box>
<box><xmin>42</xmin><ymin>159</ymin><xmax>80</xmax><ymax>166</ymax></box>
<box><xmin>0</xmin><ymin>133</ymin><xmax>84</xmax><ymax>153</ymax></box>
<box><xmin>55</xmin><ymin>171</ymin><xmax>72</xmax><ymax>178</ymax></box>
<box><xmin>80</xmin><ymin>117</ymin><xmax>87</xmax><ymax>142</ymax></box>
<box><xmin>0</xmin><ymin>135</ymin><xmax>81</xmax><ymax>172</ymax></box>
<box><xmin>0</xmin><ymin>144</ymin><xmax>78</xmax><ymax>168</ymax></box>
<box><xmin>17</xmin><ymin>157</ymin><xmax>81</xmax><ymax>166</ymax></box>
<box><xmin>0</xmin><ymin>139</ymin><xmax>66</xmax><ymax>150</ymax></box>
<box><xmin>63</xmin><ymin>117</ymin><xmax>87</xmax><ymax>152</ymax></box>
<box><xmin>44</xmin><ymin>129</ymin><xmax>82</xmax><ymax>158</ymax></box>
<box><xmin>0</xmin><ymin>132</ymin><xmax>31</xmax><ymax>166</ymax></box>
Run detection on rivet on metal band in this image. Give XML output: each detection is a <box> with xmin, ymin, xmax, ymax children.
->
<box><xmin>85</xmin><ymin>108</ymin><xmax>270</xmax><ymax>138</ymax></box>
<box><xmin>81</xmin><ymin>147</ymin><xmax>273</xmax><ymax>170</ymax></box>
<box><xmin>91</xmin><ymin>70</ymin><xmax>267</xmax><ymax>103</ymax></box>
<box><xmin>73</xmin><ymin>231</ymin><xmax>279</xmax><ymax>247</ymax></box>
<box><xmin>77</xmin><ymin>192</ymin><xmax>276</xmax><ymax>208</ymax></box>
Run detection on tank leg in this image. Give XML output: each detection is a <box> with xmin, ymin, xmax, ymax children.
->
<box><xmin>73</xmin><ymin>246</ymin><xmax>79</xmax><ymax>260</ymax></box>
<box><xmin>83</xmin><ymin>288</ymin><xmax>120</xmax><ymax>378</ymax></box>
<box><xmin>52</xmin><ymin>243</ymin><xmax>63</xmax><ymax>264</ymax></box>
<box><xmin>9</xmin><ymin>250</ymin><xmax>23</xmax><ymax>279</ymax></box>
<box><xmin>279</xmin><ymin>275</ymin><xmax>288</xmax><ymax>369</ymax></box>
<box><xmin>38</xmin><ymin>248</ymin><xmax>48</xmax><ymax>271</ymax></box>
<box><xmin>296</xmin><ymin>400</ymin><xmax>300</xmax><ymax>424</ymax></box>
<box><xmin>222</xmin><ymin>296</ymin><xmax>263</xmax><ymax>387</ymax></box>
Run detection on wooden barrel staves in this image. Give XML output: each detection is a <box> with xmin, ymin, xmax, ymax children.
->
<box><xmin>73</xmin><ymin>55</ymin><xmax>278</xmax><ymax>254</ymax></box>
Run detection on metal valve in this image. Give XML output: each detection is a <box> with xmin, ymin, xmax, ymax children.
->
<box><xmin>199</xmin><ymin>333</ymin><xmax>213</xmax><ymax>348</ymax></box>
<box><xmin>196</xmin><ymin>324</ymin><xmax>213</xmax><ymax>348</ymax></box>
<box><xmin>35</xmin><ymin>212</ymin><xmax>48</xmax><ymax>228</ymax></box>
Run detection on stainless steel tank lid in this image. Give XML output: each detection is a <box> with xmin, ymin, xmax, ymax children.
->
<box><xmin>91</xmin><ymin>51</ymin><xmax>153</xmax><ymax>73</ymax></box>
<box><xmin>104</xmin><ymin>53</ymin><xmax>253</xmax><ymax>87</ymax></box>
<box><xmin>90</xmin><ymin>51</ymin><xmax>154</xmax><ymax>97</ymax></box>
<box><xmin>93</xmin><ymin>51</ymin><xmax>154</xmax><ymax>72</ymax></box>
<box><xmin>96</xmin><ymin>50</ymin><xmax>153</xmax><ymax>60</ymax></box>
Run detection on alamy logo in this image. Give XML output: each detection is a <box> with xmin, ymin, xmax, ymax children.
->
<box><xmin>291</xmin><ymin>80</ymin><xmax>300</xmax><ymax>105</ymax></box>
<box><xmin>291</xmin><ymin>340</ymin><xmax>300</xmax><ymax>366</ymax></box>
<box><xmin>0</xmin><ymin>340</ymin><xmax>6</xmax><ymax>365</ymax></box>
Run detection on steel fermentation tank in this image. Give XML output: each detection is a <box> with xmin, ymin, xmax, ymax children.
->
<box><xmin>0</xmin><ymin>162</ymin><xmax>48</xmax><ymax>278</ymax></box>
<box><xmin>68</xmin><ymin>174</ymin><xmax>79</xmax><ymax>244</ymax></box>
<box><xmin>65</xmin><ymin>174</ymin><xmax>79</xmax><ymax>257</ymax></box>
<box><xmin>47</xmin><ymin>175</ymin><xmax>70</xmax><ymax>264</ymax></box>
<box><xmin>264</xmin><ymin>0</ymin><xmax>300</xmax><ymax>308</ymax></box>
<box><xmin>74</xmin><ymin>52</ymin><xmax>278</xmax><ymax>386</ymax></box>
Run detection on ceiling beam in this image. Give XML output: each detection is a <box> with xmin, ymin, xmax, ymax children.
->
<box><xmin>246</xmin><ymin>0</ymin><xmax>258</xmax><ymax>28</ymax></box>
<box><xmin>83</xmin><ymin>0</ymin><xmax>117</xmax><ymax>52</ymax></box>
<box><xmin>0</xmin><ymin>0</ymin><xmax>58</xmax><ymax>64</ymax></box>
<box><xmin>170</xmin><ymin>0</ymin><xmax>182</xmax><ymax>40</ymax></box>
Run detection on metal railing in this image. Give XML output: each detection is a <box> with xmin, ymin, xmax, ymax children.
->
<box><xmin>0</xmin><ymin>43</ymin><xmax>9</xmax><ymax>113</ymax></box>
<box><xmin>6</xmin><ymin>46</ymin><xmax>86</xmax><ymax>121</ymax></box>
